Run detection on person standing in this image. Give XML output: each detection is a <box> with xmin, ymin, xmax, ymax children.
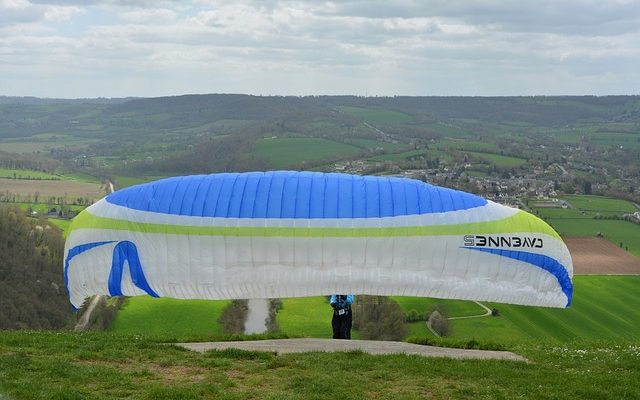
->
<box><xmin>330</xmin><ymin>294</ymin><xmax>355</xmax><ymax>339</ymax></box>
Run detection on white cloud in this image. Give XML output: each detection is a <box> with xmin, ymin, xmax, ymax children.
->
<box><xmin>119</xmin><ymin>8</ymin><xmax>177</xmax><ymax>24</ymax></box>
<box><xmin>0</xmin><ymin>0</ymin><xmax>638</xmax><ymax>97</ymax></box>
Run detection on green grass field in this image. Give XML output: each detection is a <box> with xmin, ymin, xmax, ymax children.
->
<box><xmin>60</xmin><ymin>171</ymin><xmax>103</xmax><ymax>184</ymax></box>
<box><xmin>451</xmin><ymin>275</ymin><xmax>640</xmax><ymax>343</ymax></box>
<box><xmin>0</xmin><ymin>168</ymin><xmax>61</xmax><ymax>180</ymax></box>
<box><xmin>564</xmin><ymin>194</ymin><xmax>637</xmax><ymax>213</ymax></box>
<box><xmin>110</xmin><ymin>297</ymin><xmax>231</xmax><ymax>340</ymax></box>
<box><xmin>114</xmin><ymin>175</ymin><xmax>149</xmax><ymax>188</ymax></box>
<box><xmin>550</xmin><ymin>219</ymin><xmax>640</xmax><ymax>256</ymax></box>
<box><xmin>47</xmin><ymin>218</ymin><xmax>71</xmax><ymax>235</ymax></box>
<box><xmin>590</xmin><ymin>131</ymin><xmax>640</xmax><ymax>148</ymax></box>
<box><xmin>113</xmin><ymin>175</ymin><xmax>167</xmax><ymax>189</ymax></box>
<box><xmin>529</xmin><ymin>195</ymin><xmax>640</xmax><ymax>256</ymax></box>
<box><xmin>0</xmin><ymin>135</ymin><xmax>97</xmax><ymax>153</ymax></box>
<box><xmin>111</xmin><ymin>276</ymin><xmax>640</xmax><ymax>345</ymax></box>
<box><xmin>338</xmin><ymin>106</ymin><xmax>412</xmax><ymax>125</ymax></box>
<box><xmin>348</xmin><ymin>138</ymin><xmax>406</xmax><ymax>152</ymax></box>
<box><xmin>276</xmin><ymin>297</ymin><xmax>333</xmax><ymax>338</ymax></box>
<box><xmin>9</xmin><ymin>202</ymin><xmax>85</xmax><ymax>214</ymax></box>
<box><xmin>1</xmin><ymin>331</ymin><xmax>638</xmax><ymax>399</ymax></box>
<box><xmin>392</xmin><ymin>297</ymin><xmax>485</xmax><ymax>319</ymax></box>
<box><xmin>530</xmin><ymin>206</ymin><xmax>588</xmax><ymax>220</ymax></box>
<box><xmin>254</xmin><ymin>137</ymin><xmax>361</xmax><ymax>169</ymax></box>
<box><xmin>0</xmin><ymin>168</ymin><xmax>102</xmax><ymax>183</ymax></box>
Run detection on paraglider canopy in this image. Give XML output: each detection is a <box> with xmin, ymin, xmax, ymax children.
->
<box><xmin>64</xmin><ymin>171</ymin><xmax>573</xmax><ymax>309</ymax></box>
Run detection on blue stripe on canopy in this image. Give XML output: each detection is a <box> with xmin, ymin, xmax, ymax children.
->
<box><xmin>462</xmin><ymin>247</ymin><xmax>573</xmax><ymax>307</ymax></box>
<box><xmin>106</xmin><ymin>171</ymin><xmax>487</xmax><ymax>218</ymax></box>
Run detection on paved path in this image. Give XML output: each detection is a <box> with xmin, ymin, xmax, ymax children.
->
<box><xmin>176</xmin><ymin>338</ymin><xmax>526</xmax><ymax>362</ymax></box>
<box><xmin>74</xmin><ymin>295</ymin><xmax>101</xmax><ymax>331</ymax></box>
<box><xmin>448</xmin><ymin>301</ymin><xmax>492</xmax><ymax>320</ymax></box>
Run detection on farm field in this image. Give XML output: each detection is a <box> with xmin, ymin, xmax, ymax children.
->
<box><xmin>0</xmin><ymin>134</ymin><xmax>97</xmax><ymax>153</ymax></box>
<box><xmin>347</xmin><ymin>138</ymin><xmax>406</xmax><ymax>152</ymax></box>
<box><xmin>0</xmin><ymin>168</ymin><xmax>102</xmax><ymax>183</ymax></box>
<box><xmin>564</xmin><ymin>194</ymin><xmax>637</xmax><ymax>214</ymax></box>
<box><xmin>529</xmin><ymin>194</ymin><xmax>640</xmax><ymax>256</ymax></box>
<box><xmin>254</xmin><ymin>137</ymin><xmax>361</xmax><ymax>169</ymax></box>
<box><xmin>0</xmin><ymin>178</ymin><xmax>106</xmax><ymax>202</ymax></box>
<box><xmin>113</xmin><ymin>175</ymin><xmax>166</xmax><ymax>189</ymax></box>
<box><xmin>530</xmin><ymin>206</ymin><xmax>588</xmax><ymax>220</ymax></box>
<box><xmin>549</xmin><ymin>219</ymin><xmax>640</xmax><ymax>256</ymax></box>
<box><xmin>590</xmin><ymin>131</ymin><xmax>640</xmax><ymax>148</ymax></box>
<box><xmin>59</xmin><ymin>171</ymin><xmax>104</xmax><ymax>184</ymax></box>
<box><xmin>566</xmin><ymin>237</ymin><xmax>640</xmax><ymax>274</ymax></box>
<box><xmin>8</xmin><ymin>202</ymin><xmax>85</xmax><ymax>214</ymax></box>
<box><xmin>0</xmin><ymin>168</ymin><xmax>60</xmax><ymax>180</ymax></box>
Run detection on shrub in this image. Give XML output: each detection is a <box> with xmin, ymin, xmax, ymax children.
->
<box><xmin>266</xmin><ymin>299</ymin><xmax>281</xmax><ymax>332</ymax></box>
<box><xmin>428</xmin><ymin>310</ymin><xmax>452</xmax><ymax>337</ymax></box>
<box><xmin>218</xmin><ymin>300</ymin><xmax>248</xmax><ymax>334</ymax></box>
<box><xmin>352</xmin><ymin>295</ymin><xmax>408</xmax><ymax>341</ymax></box>
<box><xmin>405</xmin><ymin>309</ymin><xmax>421</xmax><ymax>322</ymax></box>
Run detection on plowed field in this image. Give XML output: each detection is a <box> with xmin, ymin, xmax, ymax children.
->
<box><xmin>565</xmin><ymin>237</ymin><xmax>640</xmax><ymax>274</ymax></box>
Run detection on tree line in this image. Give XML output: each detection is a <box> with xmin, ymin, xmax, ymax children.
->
<box><xmin>0</xmin><ymin>206</ymin><xmax>74</xmax><ymax>329</ymax></box>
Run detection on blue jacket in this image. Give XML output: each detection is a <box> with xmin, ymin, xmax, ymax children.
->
<box><xmin>330</xmin><ymin>294</ymin><xmax>355</xmax><ymax>310</ymax></box>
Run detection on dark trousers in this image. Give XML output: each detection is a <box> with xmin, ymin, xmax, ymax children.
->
<box><xmin>332</xmin><ymin>309</ymin><xmax>352</xmax><ymax>339</ymax></box>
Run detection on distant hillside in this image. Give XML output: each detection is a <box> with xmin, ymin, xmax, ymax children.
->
<box><xmin>1</xmin><ymin>94</ymin><xmax>639</xmax><ymax>140</ymax></box>
<box><xmin>0</xmin><ymin>206</ymin><xmax>73</xmax><ymax>329</ymax></box>
<box><xmin>0</xmin><ymin>96</ymin><xmax>132</xmax><ymax>105</ymax></box>
<box><xmin>0</xmin><ymin>93</ymin><xmax>638</xmax><ymax>186</ymax></box>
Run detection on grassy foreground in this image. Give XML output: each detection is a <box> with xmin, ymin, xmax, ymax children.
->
<box><xmin>0</xmin><ymin>331</ymin><xmax>638</xmax><ymax>399</ymax></box>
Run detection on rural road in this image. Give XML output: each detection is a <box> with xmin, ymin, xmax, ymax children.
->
<box><xmin>74</xmin><ymin>295</ymin><xmax>101</xmax><ymax>331</ymax></box>
<box><xmin>448</xmin><ymin>301</ymin><xmax>492</xmax><ymax>320</ymax></box>
<box><xmin>175</xmin><ymin>338</ymin><xmax>527</xmax><ymax>362</ymax></box>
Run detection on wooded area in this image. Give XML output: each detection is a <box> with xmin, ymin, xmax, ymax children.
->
<box><xmin>0</xmin><ymin>206</ymin><xmax>73</xmax><ymax>329</ymax></box>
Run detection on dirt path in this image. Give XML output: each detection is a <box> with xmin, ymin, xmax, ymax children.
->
<box><xmin>448</xmin><ymin>301</ymin><xmax>492</xmax><ymax>320</ymax></box>
<box><xmin>176</xmin><ymin>338</ymin><xmax>527</xmax><ymax>361</ymax></box>
<box><xmin>74</xmin><ymin>296</ymin><xmax>100</xmax><ymax>331</ymax></box>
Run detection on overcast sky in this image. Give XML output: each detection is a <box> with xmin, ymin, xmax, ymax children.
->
<box><xmin>1</xmin><ymin>0</ymin><xmax>639</xmax><ymax>98</ymax></box>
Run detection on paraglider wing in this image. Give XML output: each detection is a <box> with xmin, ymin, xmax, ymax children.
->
<box><xmin>64</xmin><ymin>171</ymin><xmax>573</xmax><ymax>309</ymax></box>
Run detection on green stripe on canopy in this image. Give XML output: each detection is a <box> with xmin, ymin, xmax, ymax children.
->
<box><xmin>68</xmin><ymin>209</ymin><xmax>560</xmax><ymax>239</ymax></box>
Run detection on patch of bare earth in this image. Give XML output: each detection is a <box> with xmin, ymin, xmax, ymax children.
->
<box><xmin>75</xmin><ymin>360</ymin><xmax>207</xmax><ymax>385</ymax></box>
<box><xmin>146</xmin><ymin>363</ymin><xmax>207</xmax><ymax>384</ymax></box>
<box><xmin>565</xmin><ymin>237</ymin><xmax>640</xmax><ymax>274</ymax></box>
